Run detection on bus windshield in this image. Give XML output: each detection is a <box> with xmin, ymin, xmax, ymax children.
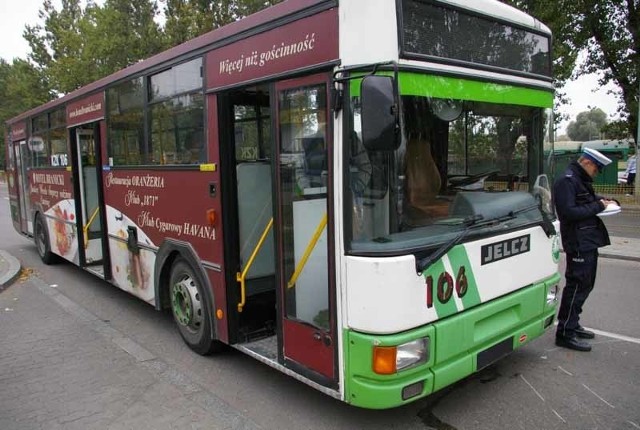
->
<box><xmin>347</xmin><ymin>72</ymin><xmax>553</xmax><ymax>255</ymax></box>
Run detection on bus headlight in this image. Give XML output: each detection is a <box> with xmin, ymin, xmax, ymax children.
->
<box><xmin>547</xmin><ymin>285</ymin><xmax>558</xmax><ymax>304</ymax></box>
<box><xmin>397</xmin><ymin>338</ymin><xmax>430</xmax><ymax>371</ymax></box>
<box><xmin>373</xmin><ymin>338</ymin><xmax>430</xmax><ymax>374</ymax></box>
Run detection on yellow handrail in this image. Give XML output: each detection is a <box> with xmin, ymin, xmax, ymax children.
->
<box><xmin>287</xmin><ymin>213</ymin><xmax>327</xmax><ymax>289</ymax></box>
<box><xmin>236</xmin><ymin>218</ymin><xmax>274</xmax><ymax>313</ymax></box>
<box><xmin>83</xmin><ymin>207</ymin><xmax>100</xmax><ymax>249</ymax></box>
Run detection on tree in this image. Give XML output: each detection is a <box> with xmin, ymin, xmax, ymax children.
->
<box><xmin>24</xmin><ymin>0</ymin><xmax>165</xmax><ymax>94</ymax></box>
<box><xmin>0</xmin><ymin>59</ymin><xmax>54</xmax><ymax>167</ymax></box>
<box><xmin>91</xmin><ymin>0</ymin><xmax>165</xmax><ymax>71</ymax></box>
<box><xmin>502</xmin><ymin>0</ymin><xmax>639</xmax><ymax>141</ymax></box>
<box><xmin>566</xmin><ymin>108</ymin><xmax>608</xmax><ymax>141</ymax></box>
<box><xmin>601</xmin><ymin>119</ymin><xmax>633</xmax><ymax>139</ymax></box>
<box><xmin>23</xmin><ymin>0</ymin><xmax>93</xmax><ymax>94</ymax></box>
<box><xmin>162</xmin><ymin>0</ymin><xmax>283</xmax><ymax>47</ymax></box>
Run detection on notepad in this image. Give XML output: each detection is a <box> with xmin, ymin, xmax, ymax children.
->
<box><xmin>598</xmin><ymin>203</ymin><xmax>621</xmax><ymax>217</ymax></box>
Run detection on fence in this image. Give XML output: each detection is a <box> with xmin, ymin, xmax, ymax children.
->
<box><xmin>485</xmin><ymin>180</ymin><xmax>640</xmax><ymax>216</ymax></box>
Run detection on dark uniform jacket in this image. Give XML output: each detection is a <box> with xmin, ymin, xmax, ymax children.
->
<box><xmin>553</xmin><ymin>160</ymin><xmax>611</xmax><ymax>253</ymax></box>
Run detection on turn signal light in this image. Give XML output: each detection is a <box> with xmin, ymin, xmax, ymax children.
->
<box><xmin>206</xmin><ymin>209</ymin><xmax>216</xmax><ymax>225</ymax></box>
<box><xmin>373</xmin><ymin>346</ymin><xmax>397</xmax><ymax>375</ymax></box>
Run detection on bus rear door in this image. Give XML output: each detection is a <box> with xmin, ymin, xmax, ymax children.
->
<box><xmin>14</xmin><ymin>140</ymin><xmax>33</xmax><ymax>235</ymax></box>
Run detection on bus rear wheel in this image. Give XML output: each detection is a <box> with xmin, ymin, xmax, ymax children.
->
<box><xmin>35</xmin><ymin>214</ymin><xmax>55</xmax><ymax>265</ymax></box>
<box><xmin>169</xmin><ymin>258</ymin><xmax>222</xmax><ymax>355</ymax></box>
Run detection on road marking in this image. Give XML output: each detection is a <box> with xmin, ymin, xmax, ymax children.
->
<box><xmin>628</xmin><ymin>421</ymin><xmax>640</xmax><ymax>429</ymax></box>
<box><xmin>582</xmin><ymin>383</ymin><xmax>615</xmax><ymax>409</ymax></box>
<box><xmin>519</xmin><ymin>374</ymin><xmax>545</xmax><ymax>402</ymax></box>
<box><xmin>521</xmin><ymin>375</ymin><xmax>569</xmax><ymax>424</ymax></box>
<box><xmin>557</xmin><ymin>366</ymin><xmax>573</xmax><ymax>376</ymax></box>
<box><xmin>551</xmin><ymin>409</ymin><xmax>566</xmax><ymax>423</ymax></box>
<box><xmin>589</xmin><ymin>327</ymin><xmax>640</xmax><ymax>345</ymax></box>
<box><xmin>554</xmin><ymin>323</ymin><xmax>640</xmax><ymax>345</ymax></box>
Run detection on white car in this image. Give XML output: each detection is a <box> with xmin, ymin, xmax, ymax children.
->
<box><xmin>533</xmin><ymin>174</ymin><xmax>553</xmax><ymax>214</ymax></box>
<box><xmin>618</xmin><ymin>171</ymin><xmax>628</xmax><ymax>184</ymax></box>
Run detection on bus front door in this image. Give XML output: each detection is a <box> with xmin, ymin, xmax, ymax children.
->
<box><xmin>73</xmin><ymin>127</ymin><xmax>105</xmax><ymax>272</ymax></box>
<box><xmin>275</xmin><ymin>75</ymin><xmax>336</xmax><ymax>384</ymax></box>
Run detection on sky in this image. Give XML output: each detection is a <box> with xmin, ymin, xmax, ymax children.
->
<box><xmin>0</xmin><ymin>0</ymin><xmax>622</xmax><ymax>136</ymax></box>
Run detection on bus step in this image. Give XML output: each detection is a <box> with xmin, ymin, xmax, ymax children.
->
<box><xmin>239</xmin><ymin>321</ymin><xmax>276</xmax><ymax>343</ymax></box>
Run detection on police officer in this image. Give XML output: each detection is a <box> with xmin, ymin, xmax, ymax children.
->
<box><xmin>553</xmin><ymin>147</ymin><xmax>616</xmax><ymax>352</ymax></box>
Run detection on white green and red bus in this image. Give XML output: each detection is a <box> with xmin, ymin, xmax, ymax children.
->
<box><xmin>5</xmin><ymin>0</ymin><xmax>560</xmax><ymax>409</ymax></box>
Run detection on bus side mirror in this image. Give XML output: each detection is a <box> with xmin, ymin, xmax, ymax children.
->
<box><xmin>360</xmin><ymin>75</ymin><xmax>399</xmax><ymax>151</ymax></box>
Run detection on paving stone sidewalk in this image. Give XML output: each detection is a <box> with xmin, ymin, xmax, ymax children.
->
<box><xmin>0</xmin><ymin>276</ymin><xmax>260</xmax><ymax>430</ymax></box>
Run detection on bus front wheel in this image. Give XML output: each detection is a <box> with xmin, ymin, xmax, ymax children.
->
<box><xmin>35</xmin><ymin>214</ymin><xmax>55</xmax><ymax>265</ymax></box>
<box><xmin>169</xmin><ymin>258</ymin><xmax>222</xmax><ymax>355</ymax></box>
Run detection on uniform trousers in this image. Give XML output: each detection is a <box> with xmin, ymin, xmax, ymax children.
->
<box><xmin>556</xmin><ymin>250</ymin><xmax>598</xmax><ymax>339</ymax></box>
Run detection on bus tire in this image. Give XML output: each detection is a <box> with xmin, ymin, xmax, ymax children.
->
<box><xmin>34</xmin><ymin>214</ymin><xmax>56</xmax><ymax>265</ymax></box>
<box><xmin>169</xmin><ymin>258</ymin><xmax>222</xmax><ymax>355</ymax></box>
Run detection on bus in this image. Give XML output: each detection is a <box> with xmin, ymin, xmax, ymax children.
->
<box><xmin>5</xmin><ymin>0</ymin><xmax>560</xmax><ymax>409</ymax></box>
<box><xmin>551</xmin><ymin>139</ymin><xmax>633</xmax><ymax>186</ymax></box>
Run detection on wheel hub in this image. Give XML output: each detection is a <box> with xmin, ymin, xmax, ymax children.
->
<box><xmin>171</xmin><ymin>275</ymin><xmax>203</xmax><ymax>331</ymax></box>
<box><xmin>36</xmin><ymin>222</ymin><xmax>46</xmax><ymax>256</ymax></box>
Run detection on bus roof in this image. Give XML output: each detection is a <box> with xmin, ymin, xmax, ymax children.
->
<box><xmin>582</xmin><ymin>139</ymin><xmax>634</xmax><ymax>152</ymax></box>
<box><xmin>441</xmin><ymin>0</ymin><xmax>551</xmax><ymax>34</ymax></box>
<box><xmin>7</xmin><ymin>0</ymin><xmax>329</xmax><ymax>125</ymax></box>
<box><xmin>553</xmin><ymin>141</ymin><xmax>582</xmax><ymax>152</ymax></box>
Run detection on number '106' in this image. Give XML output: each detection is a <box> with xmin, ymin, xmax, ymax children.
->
<box><xmin>426</xmin><ymin>266</ymin><xmax>468</xmax><ymax>308</ymax></box>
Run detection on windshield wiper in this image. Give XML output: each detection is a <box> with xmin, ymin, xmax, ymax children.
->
<box><xmin>540</xmin><ymin>208</ymin><xmax>556</xmax><ymax>237</ymax></box>
<box><xmin>415</xmin><ymin>204</ymin><xmax>540</xmax><ymax>274</ymax></box>
<box><xmin>416</xmin><ymin>214</ymin><xmax>484</xmax><ymax>274</ymax></box>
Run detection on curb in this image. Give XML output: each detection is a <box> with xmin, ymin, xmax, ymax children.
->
<box><xmin>599</xmin><ymin>252</ymin><xmax>640</xmax><ymax>263</ymax></box>
<box><xmin>0</xmin><ymin>250</ymin><xmax>21</xmax><ymax>291</ymax></box>
<box><xmin>560</xmin><ymin>249</ymin><xmax>640</xmax><ymax>263</ymax></box>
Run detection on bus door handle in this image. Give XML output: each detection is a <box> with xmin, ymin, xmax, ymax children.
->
<box><xmin>313</xmin><ymin>332</ymin><xmax>332</xmax><ymax>347</ymax></box>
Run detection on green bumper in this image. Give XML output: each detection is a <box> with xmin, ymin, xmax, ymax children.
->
<box><xmin>344</xmin><ymin>273</ymin><xmax>560</xmax><ymax>409</ymax></box>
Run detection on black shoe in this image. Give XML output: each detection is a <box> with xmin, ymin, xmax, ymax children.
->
<box><xmin>555</xmin><ymin>335</ymin><xmax>592</xmax><ymax>352</ymax></box>
<box><xmin>575</xmin><ymin>326</ymin><xmax>595</xmax><ymax>339</ymax></box>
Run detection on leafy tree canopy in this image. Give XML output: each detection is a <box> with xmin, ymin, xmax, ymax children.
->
<box><xmin>162</xmin><ymin>0</ymin><xmax>282</xmax><ymax>46</ymax></box>
<box><xmin>601</xmin><ymin>119</ymin><xmax>633</xmax><ymax>140</ymax></box>
<box><xmin>566</xmin><ymin>108</ymin><xmax>608</xmax><ymax>141</ymax></box>
<box><xmin>24</xmin><ymin>0</ymin><xmax>164</xmax><ymax>95</ymax></box>
<box><xmin>0</xmin><ymin>58</ymin><xmax>53</xmax><ymax>166</ymax></box>
<box><xmin>502</xmin><ymin>0</ymin><xmax>639</xmax><ymax>141</ymax></box>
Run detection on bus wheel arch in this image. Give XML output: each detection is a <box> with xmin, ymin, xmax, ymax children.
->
<box><xmin>155</xmin><ymin>240</ymin><xmax>223</xmax><ymax>355</ymax></box>
<box><xmin>34</xmin><ymin>212</ymin><xmax>56</xmax><ymax>265</ymax></box>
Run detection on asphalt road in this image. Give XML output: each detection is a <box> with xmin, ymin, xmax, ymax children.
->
<box><xmin>602</xmin><ymin>209</ymin><xmax>640</xmax><ymax>239</ymax></box>
<box><xmin>2</xmin><ymin>184</ymin><xmax>639</xmax><ymax>430</ymax></box>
